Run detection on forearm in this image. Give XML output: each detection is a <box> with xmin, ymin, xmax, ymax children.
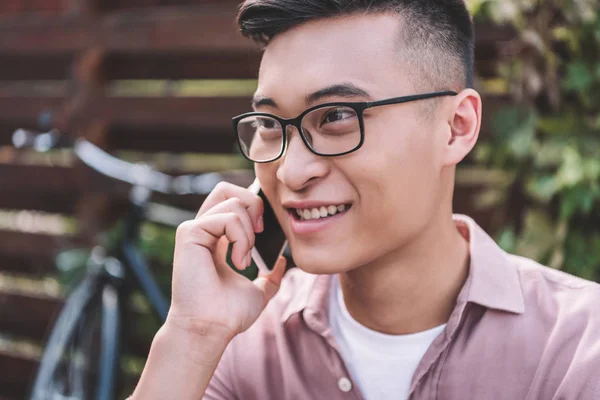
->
<box><xmin>129</xmin><ymin>322</ymin><xmax>230</xmax><ymax>400</ymax></box>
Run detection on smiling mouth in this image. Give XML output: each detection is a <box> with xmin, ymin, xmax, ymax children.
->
<box><xmin>288</xmin><ymin>204</ymin><xmax>352</xmax><ymax>221</ymax></box>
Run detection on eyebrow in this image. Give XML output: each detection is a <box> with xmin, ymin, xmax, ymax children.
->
<box><xmin>251</xmin><ymin>82</ymin><xmax>371</xmax><ymax>110</ymax></box>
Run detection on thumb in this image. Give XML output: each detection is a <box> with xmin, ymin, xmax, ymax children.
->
<box><xmin>254</xmin><ymin>256</ymin><xmax>287</xmax><ymax>303</ymax></box>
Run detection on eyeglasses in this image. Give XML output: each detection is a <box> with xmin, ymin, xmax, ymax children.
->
<box><xmin>233</xmin><ymin>90</ymin><xmax>457</xmax><ymax>163</ymax></box>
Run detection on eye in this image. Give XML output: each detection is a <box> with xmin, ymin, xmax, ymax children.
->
<box><xmin>321</xmin><ymin>108</ymin><xmax>356</xmax><ymax>125</ymax></box>
<box><xmin>253</xmin><ymin>117</ymin><xmax>278</xmax><ymax>129</ymax></box>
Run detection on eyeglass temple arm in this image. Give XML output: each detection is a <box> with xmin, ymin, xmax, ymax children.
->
<box><xmin>365</xmin><ymin>91</ymin><xmax>458</xmax><ymax>108</ymax></box>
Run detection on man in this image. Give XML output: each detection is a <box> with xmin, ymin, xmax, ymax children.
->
<box><xmin>130</xmin><ymin>1</ymin><xmax>600</xmax><ymax>399</ymax></box>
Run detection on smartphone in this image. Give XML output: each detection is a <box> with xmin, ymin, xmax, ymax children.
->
<box><xmin>226</xmin><ymin>179</ymin><xmax>288</xmax><ymax>279</ymax></box>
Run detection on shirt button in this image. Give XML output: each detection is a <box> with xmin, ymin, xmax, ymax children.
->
<box><xmin>338</xmin><ymin>377</ymin><xmax>353</xmax><ymax>392</ymax></box>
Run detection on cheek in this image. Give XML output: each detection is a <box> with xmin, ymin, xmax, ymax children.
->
<box><xmin>351</xmin><ymin>123</ymin><xmax>442</xmax><ymax>247</ymax></box>
<box><xmin>255</xmin><ymin>164</ymin><xmax>279</xmax><ymax>197</ymax></box>
<box><xmin>359</xmin><ymin>117</ymin><xmax>439</xmax><ymax>200</ymax></box>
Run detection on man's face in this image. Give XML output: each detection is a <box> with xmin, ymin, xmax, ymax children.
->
<box><xmin>254</xmin><ymin>13</ymin><xmax>453</xmax><ymax>274</ymax></box>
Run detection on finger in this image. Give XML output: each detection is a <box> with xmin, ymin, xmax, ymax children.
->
<box><xmin>176</xmin><ymin>213</ymin><xmax>251</xmax><ymax>270</ymax></box>
<box><xmin>253</xmin><ymin>256</ymin><xmax>287</xmax><ymax>304</ymax></box>
<box><xmin>201</xmin><ymin>197</ymin><xmax>255</xmax><ymax>251</ymax></box>
<box><xmin>197</xmin><ymin>181</ymin><xmax>264</xmax><ymax>232</ymax></box>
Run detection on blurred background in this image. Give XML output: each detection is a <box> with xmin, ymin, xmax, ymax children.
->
<box><xmin>0</xmin><ymin>0</ymin><xmax>598</xmax><ymax>398</ymax></box>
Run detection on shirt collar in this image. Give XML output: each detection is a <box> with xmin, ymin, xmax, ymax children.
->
<box><xmin>281</xmin><ymin>214</ymin><xmax>525</xmax><ymax>324</ymax></box>
<box><xmin>454</xmin><ymin>214</ymin><xmax>524</xmax><ymax>314</ymax></box>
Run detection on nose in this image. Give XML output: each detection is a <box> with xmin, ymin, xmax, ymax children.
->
<box><xmin>276</xmin><ymin>124</ymin><xmax>329</xmax><ymax>191</ymax></box>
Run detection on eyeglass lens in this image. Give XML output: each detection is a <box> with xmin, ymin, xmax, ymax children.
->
<box><xmin>237</xmin><ymin>105</ymin><xmax>361</xmax><ymax>162</ymax></box>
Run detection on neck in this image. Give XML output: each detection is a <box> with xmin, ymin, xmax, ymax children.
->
<box><xmin>338</xmin><ymin>211</ymin><xmax>470</xmax><ymax>335</ymax></box>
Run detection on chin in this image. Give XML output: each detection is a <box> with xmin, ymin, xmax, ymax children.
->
<box><xmin>289</xmin><ymin>245</ymin><xmax>356</xmax><ymax>275</ymax></box>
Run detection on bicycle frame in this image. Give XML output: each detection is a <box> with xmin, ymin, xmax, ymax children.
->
<box><xmin>119</xmin><ymin>199</ymin><xmax>169</xmax><ymax>322</ymax></box>
<box><xmin>94</xmin><ymin>191</ymin><xmax>171</xmax><ymax>399</ymax></box>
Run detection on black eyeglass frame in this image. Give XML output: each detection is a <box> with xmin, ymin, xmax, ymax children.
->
<box><xmin>232</xmin><ymin>90</ymin><xmax>458</xmax><ymax>163</ymax></box>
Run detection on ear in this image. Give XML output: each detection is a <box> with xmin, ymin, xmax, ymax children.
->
<box><xmin>442</xmin><ymin>89</ymin><xmax>482</xmax><ymax>166</ymax></box>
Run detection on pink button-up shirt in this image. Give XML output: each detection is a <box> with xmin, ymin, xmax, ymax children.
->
<box><xmin>205</xmin><ymin>215</ymin><xmax>600</xmax><ymax>399</ymax></box>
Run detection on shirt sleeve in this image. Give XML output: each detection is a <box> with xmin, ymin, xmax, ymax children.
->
<box><xmin>203</xmin><ymin>343</ymin><xmax>238</xmax><ymax>400</ymax></box>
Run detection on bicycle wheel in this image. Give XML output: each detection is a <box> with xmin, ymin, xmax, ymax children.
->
<box><xmin>29</xmin><ymin>271</ymin><xmax>105</xmax><ymax>400</ymax></box>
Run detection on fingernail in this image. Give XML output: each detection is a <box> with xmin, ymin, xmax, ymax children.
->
<box><xmin>246</xmin><ymin>251</ymin><xmax>253</xmax><ymax>267</ymax></box>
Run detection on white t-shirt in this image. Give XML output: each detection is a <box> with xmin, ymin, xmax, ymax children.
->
<box><xmin>328</xmin><ymin>276</ymin><xmax>446</xmax><ymax>400</ymax></box>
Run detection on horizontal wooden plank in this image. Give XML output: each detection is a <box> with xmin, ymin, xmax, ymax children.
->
<box><xmin>0</xmin><ymin>253</ymin><xmax>56</xmax><ymax>276</ymax></box>
<box><xmin>0</xmin><ymin>230</ymin><xmax>89</xmax><ymax>276</ymax></box>
<box><xmin>107</xmin><ymin>124</ymin><xmax>238</xmax><ymax>154</ymax></box>
<box><xmin>102</xmin><ymin>0</ymin><xmax>239</xmax><ymax>11</ymax></box>
<box><xmin>0</xmin><ymin>51</ymin><xmax>260</xmax><ymax>81</ymax></box>
<box><xmin>0</xmin><ymin>349</ymin><xmax>37</xmax><ymax>399</ymax></box>
<box><xmin>0</xmin><ymin>7</ymin><xmax>256</xmax><ymax>53</ymax></box>
<box><xmin>0</xmin><ymin>190</ymin><xmax>78</xmax><ymax>215</ymax></box>
<box><xmin>102</xmin><ymin>96</ymin><xmax>250</xmax><ymax>128</ymax></box>
<box><xmin>0</xmin><ymin>96</ymin><xmax>64</xmax><ymax>127</ymax></box>
<box><xmin>0</xmin><ymin>163</ymin><xmax>114</xmax><ymax>214</ymax></box>
<box><xmin>0</xmin><ymin>0</ymin><xmax>66</xmax><ymax>16</ymax></box>
<box><xmin>94</xmin><ymin>96</ymin><xmax>250</xmax><ymax>152</ymax></box>
<box><xmin>0</xmin><ymin>15</ymin><xmax>93</xmax><ymax>53</ymax></box>
<box><xmin>105</xmin><ymin>51</ymin><xmax>261</xmax><ymax>80</ymax></box>
<box><xmin>0</xmin><ymin>290</ymin><xmax>62</xmax><ymax>339</ymax></box>
<box><xmin>103</xmin><ymin>7</ymin><xmax>253</xmax><ymax>52</ymax></box>
<box><xmin>0</xmin><ymin>163</ymin><xmax>79</xmax><ymax>193</ymax></box>
<box><xmin>0</xmin><ymin>53</ymin><xmax>74</xmax><ymax>81</ymax></box>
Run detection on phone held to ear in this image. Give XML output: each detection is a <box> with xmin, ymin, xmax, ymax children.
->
<box><xmin>226</xmin><ymin>178</ymin><xmax>289</xmax><ymax>280</ymax></box>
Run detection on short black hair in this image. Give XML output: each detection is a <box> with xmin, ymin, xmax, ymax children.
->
<box><xmin>237</xmin><ymin>0</ymin><xmax>474</xmax><ymax>91</ymax></box>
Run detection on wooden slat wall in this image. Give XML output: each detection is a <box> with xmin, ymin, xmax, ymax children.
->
<box><xmin>0</xmin><ymin>2</ymin><xmax>514</xmax><ymax>398</ymax></box>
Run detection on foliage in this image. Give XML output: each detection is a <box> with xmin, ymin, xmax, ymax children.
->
<box><xmin>465</xmin><ymin>0</ymin><xmax>600</xmax><ymax>280</ymax></box>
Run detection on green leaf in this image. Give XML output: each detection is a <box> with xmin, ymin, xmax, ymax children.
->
<box><xmin>525</xmin><ymin>175</ymin><xmax>558</xmax><ymax>203</ymax></box>
<box><xmin>497</xmin><ymin>227</ymin><xmax>517</xmax><ymax>253</ymax></box>
<box><xmin>491</xmin><ymin>107</ymin><xmax>537</xmax><ymax>159</ymax></box>
<box><xmin>553</xmin><ymin>26</ymin><xmax>580</xmax><ymax>52</ymax></box>
<box><xmin>473</xmin><ymin>143</ymin><xmax>492</xmax><ymax>163</ymax></box>
<box><xmin>583</xmin><ymin>158</ymin><xmax>600</xmax><ymax>180</ymax></box>
<box><xmin>560</xmin><ymin>186</ymin><xmax>596</xmax><ymax>218</ymax></box>
<box><xmin>516</xmin><ymin>208</ymin><xmax>556</xmax><ymax>262</ymax></box>
<box><xmin>534</xmin><ymin>140</ymin><xmax>567</xmax><ymax>167</ymax></box>
<box><xmin>507</xmin><ymin>120</ymin><xmax>536</xmax><ymax>159</ymax></box>
<box><xmin>491</xmin><ymin>107</ymin><xmax>531</xmax><ymax>138</ymax></box>
<box><xmin>564</xmin><ymin>61</ymin><xmax>594</xmax><ymax>92</ymax></box>
<box><xmin>556</xmin><ymin>147</ymin><xmax>585</xmax><ymax>188</ymax></box>
<box><xmin>538</xmin><ymin>114</ymin><xmax>583</xmax><ymax>136</ymax></box>
<box><xmin>474</xmin><ymin>188</ymin><xmax>506</xmax><ymax>209</ymax></box>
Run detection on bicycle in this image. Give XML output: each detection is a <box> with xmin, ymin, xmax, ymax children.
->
<box><xmin>12</xmin><ymin>128</ymin><xmax>250</xmax><ymax>400</ymax></box>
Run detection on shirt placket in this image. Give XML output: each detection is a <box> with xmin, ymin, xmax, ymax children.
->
<box><xmin>303</xmin><ymin>308</ymin><xmax>366</xmax><ymax>400</ymax></box>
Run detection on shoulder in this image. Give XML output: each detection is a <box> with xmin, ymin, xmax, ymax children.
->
<box><xmin>509</xmin><ymin>253</ymin><xmax>600</xmax><ymax>325</ymax></box>
<box><xmin>509</xmin><ymin>253</ymin><xmax>600</xmax><ymax>304</ymax></box>
<box><xmin>506</xmin><ymin>254</ymin><xmax>600</xmax><ymax>396</ymax></box>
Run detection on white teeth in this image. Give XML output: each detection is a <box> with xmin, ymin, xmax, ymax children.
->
<box><xmin>295</xmin><ymin>204</ymin><xmax>349</xmax><ymax>220</ymax></box>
